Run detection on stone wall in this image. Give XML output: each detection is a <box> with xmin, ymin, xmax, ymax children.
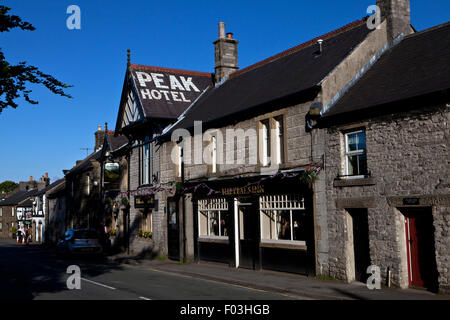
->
<box><xmin>325</xmin><ymin>104</ymin><xmax>450</xmax><ymax>292</ymax></box>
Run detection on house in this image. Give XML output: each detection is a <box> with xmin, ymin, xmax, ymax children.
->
<box><xmin>98</xmin><ymin>130</ymin><xmax>129</xmax><ymax>252</ymax></box>
<box><xmin>0</xmin><ymin>176</ymin><xmax>49</xmax><ymax>239</ymax></box>
<box><xmin>64</xmin><ymin>126</ymin><xmax>105</xmax><ymax>230</ymax></box>
<box><xmin>45</xmin><ymin>178</ymin><xmax>66</xmax><ymax>245</ymax></box>
<box><xmin>31</xmin><ymin>177</ymin><xmax>66</xmax><ymax>244</ymax></box>
<box><xmin>319</xmin><ymin>21</ymin><xmax>450</xmax><ymax>292</ymax></box>
<box><xmin>154</xmin><ymin>0</ymin><xmax>416</xmax><ymax>273</ymax></box>
<box><xmin>112</xmin><ymin>54</ymin><xmax>214</xmax><ymax>256</ymax></box>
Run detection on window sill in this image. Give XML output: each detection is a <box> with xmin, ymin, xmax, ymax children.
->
<box><xmin>260</xmin><ymin>240</ymin><xmax>307</xmax><ymax>250</ymax></box>
<box><xmin>333</xmin><ymin>176</ymin><xmax>376</xmax><ymax>187</ymax></box>
<box><xmin>198</xmin><ymin>236</ymin><xmax>229</xmax><ymax>244</ymax></box>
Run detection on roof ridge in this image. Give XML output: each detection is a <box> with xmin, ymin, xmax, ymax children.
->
<box><xmin>130</xmin><ymin>63</ymin><xmax>212</xmax><ymax>77</ymax></box>
<box><xmin>230</xmin><ymin>18</ymin><xmax>368</xmax><ymax>79</ymax></box>
<box><xmin>404</xmin><ymin>20</ymin><xmax>450</xmax><ymax>39</ymax></box>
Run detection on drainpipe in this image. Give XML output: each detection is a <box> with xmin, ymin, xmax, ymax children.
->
<box><xmin>181</xmin><ymin>141</ymin><xmax>187</xmax><ymax>263</ymax></box>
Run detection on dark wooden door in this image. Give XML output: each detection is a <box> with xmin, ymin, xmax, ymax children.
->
<box><xmin>238</xmin><ymin>204</ymin><xmax>258</xmax><ymax>269</ymax></box>
<box><xmin>404</xmin><ymin>208</ymin><xmax>437</xmax><ymax>289</ymax></box>
<box><xmin>350</xmin><ymin>209</ymin><xmax>371</xmax><ymax>283</ymax></box>
<box><xmin>167</xmin><ymin>198</ymin><xmax>180</xmax><ymax>260</ymax></box>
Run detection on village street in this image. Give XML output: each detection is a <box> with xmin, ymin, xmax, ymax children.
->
<box><xmin>0</xmin><ymin>240</ymin><xmax>295</xmax><ymax>301</ymax></box>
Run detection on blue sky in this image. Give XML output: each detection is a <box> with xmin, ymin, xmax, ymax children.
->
<box><xmin>1</xmin><ymin>0</ymin><xmax>449</xmax><ymax>183</ymax></box>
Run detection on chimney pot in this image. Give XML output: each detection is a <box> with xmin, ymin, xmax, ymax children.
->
<box><xmin>226</xmin><ymin>32</ymin><xmax>233</xmax><ymax>39</ymax></box>
<box><xmin>219</xmin><ymin>22</ymin><xmax>225</xmax><ymax>38</ymax></box>
<box><xmin>45</xmin><ymin>172</ymin><xmax>49</xmax><ymax>178</ymax></box>
<box><xmin>98</xmin><ymin>125</ymin><xmax>102</xmax><ymax>131</ymax></box>
<box><xmin>30</xmin><ymin>176</ymin><xmax>33</xmax><ymax>182</ymax></box>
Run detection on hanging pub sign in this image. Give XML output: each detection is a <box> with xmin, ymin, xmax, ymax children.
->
<box><xmin>105</xmin><ymin>162</ymin><xmax>120</xmax><ymax>183</ymax></box>
<box><xmin>135</xmin><ymin>194</ymin><xmax>157</xmax><ymax>209</ymax></box>
<box><xmin>221</xmin><ymin>184</ymin><xmax>265</xmax><ymax>196</ymax></box>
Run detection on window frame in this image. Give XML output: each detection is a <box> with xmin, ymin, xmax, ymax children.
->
<box><xmin>258</xmin><ymin>113</ymin><xmax>286</xmax><ymax>168</ymax></box>
<box><xmin>139</xmin><ymin>137</ymin><xmax>154</xmax><ymax>186</ymax></box>
<box><xmin>198</xmin><ymin>199</ymin><xmax>229</xmax><ymax>240</ymax></box>
<box><xmin>344</xmin><ymin>129</ymin><xmax>368</xmax><ymax>178</ymax></box>
<box><xmin>259</xmin><ymin>194</ymin><xmax>307</xmax><ymax>246</ymax></box>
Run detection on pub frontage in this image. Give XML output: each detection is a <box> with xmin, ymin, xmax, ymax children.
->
<box><xmin>185</xmin><ymin>170</ymin><xmax>318</xmax><ymax>276</ymax></box>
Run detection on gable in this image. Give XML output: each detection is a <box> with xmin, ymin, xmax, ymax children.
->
<box><xmin>121</xmin><ymin>89</ymin><xmax>143</xmax><ymax>128</ymax></box>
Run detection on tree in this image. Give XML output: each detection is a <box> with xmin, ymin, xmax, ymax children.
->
<box><xmin>0</xmin><ymin>180</ymin><xmax>18</xmax><ymax>193</ymax></box>
<box><xmin>0</xmin><ymin>5</ymin><xmax>72</xmax><ymax>114</ymax></box>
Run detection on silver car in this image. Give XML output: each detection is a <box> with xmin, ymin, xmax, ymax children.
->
<box><xmin>57</xmin><ymin>229</ymin><xmax>103</xmax><ymax>257</ymax></box>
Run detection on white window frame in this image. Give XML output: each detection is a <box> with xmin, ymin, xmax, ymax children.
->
<box><xmin>274</xmin><ymin>117</ymin><xmax>284</xmax><ymax>165</ymax></box>
<box><xmin>177</xmin><ymin>143</ymin><xmax>183</xmax><ymax>178</ymax></box>
<box><xmin>261</xmin><ymin>119</ymin><xmax>271</xmax><ymax>166</ymax></box>
<box><xmin>0</xmin><ymin>207</ymin><xmax>2</xmax><ymax>217</ymax></box>
<box><xmin>198</xmin><ymin>198</ymin><xmax>229</xmax><ymax>239</ymax></box>
<box><xmin>259</xmin><ymin>194</ymin><xmax>306</xmax><ymax>245</ymax></box>
<box><xmin>344</xmin><ymin>130</ymin><xmax>367</xmax><ymax>178</ymax></box>
<box><xmin>211</xmin><ymin>136</ymin><xmax>217</xmax><ymax>174</ymax></box>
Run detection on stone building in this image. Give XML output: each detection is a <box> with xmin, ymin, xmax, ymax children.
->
<box><xmin>112</xmin><ymin>59</ymin><xmax>212</xmax><ymax>257</ymax></box>
<box><xmin>155</xmin><ymin>13</ymin><xmax>393</xmax><ymax>273</ymax></box>
<box><xmin>0</xmin><ymin>176</ymin><xmax>49</xmax><ymax>239</ymax></box>
<box><xmin>320</xmin><ymin>21</ymin><xmax>450</xmax><ymax>293</ymax></box>
<box><xmin>98</xmin><ymin>131</ymin><xmax>129</xmax><ymax>252</ymax></box>
<box><xmin>64</xmin><ymin>126</ymin><xmax>106</xmax><ymax>230</ymax></box>
<box><xmin>45</xmin><ymin>179</ymin><xmax>66</xmax><ymax>246</ymax></box>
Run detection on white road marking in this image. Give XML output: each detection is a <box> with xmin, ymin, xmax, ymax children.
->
<box><xmin>139</xmin><ymin>296</ymin><xmax>152</xmax><ymax>300</ymax></box>
<box><xmin>81</xmin><ymin>278</ymin><xmax>116</xmax><ymax>290</ymax></box>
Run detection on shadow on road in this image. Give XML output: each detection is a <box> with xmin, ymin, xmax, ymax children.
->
<box><xmin>0</xmin><ymin>240</ymin><xmax>125</xmax><ymax>300</ymax></box>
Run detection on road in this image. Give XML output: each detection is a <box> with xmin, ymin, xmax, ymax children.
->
<box><xmin>0</xmin><ymin>240</ymin><xmax>295</xmax><ymax>300</ymax></box>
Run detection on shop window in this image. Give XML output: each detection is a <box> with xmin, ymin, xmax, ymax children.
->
<box><xmin>198</xmin><ymin>199</ymin><xmax>229</xmax><ymax>238</ymax></box>
<box><xmin>344</xmin><ymin>130</ymin><xmax>368</xmax><ymax>177</ymax></box>
<box><xmin>260</xmin><ymin>195</ymin><xmax>307</xmax><ymax>245</ymax></box>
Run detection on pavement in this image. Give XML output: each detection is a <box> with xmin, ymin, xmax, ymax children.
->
<box><xmin>108</xmin><ymin>253</ymin><xmax>450</xmax><ymax>300</ymax></box>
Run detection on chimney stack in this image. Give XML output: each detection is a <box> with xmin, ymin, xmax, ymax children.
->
<box><xmin>94</xmin><ymin>124</ymin><xmax>106</xmax><ymax>152</ymax></box>
<box><xmin>377</xmin><ymin>0</ymin><xmax>412</xmax><ymax>41</ymax></box>
<box><xmin>213</xmin><ymin>22</ymin><xmax>239</xmax><ymax>83</ymax></box>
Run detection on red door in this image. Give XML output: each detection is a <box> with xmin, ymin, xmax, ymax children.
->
<box><xmin>404</xmin><ymin>215</ymin><xmax>424</xmax><ymax>287</ymax></box>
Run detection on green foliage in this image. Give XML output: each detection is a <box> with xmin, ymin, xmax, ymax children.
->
<box><xmin>0</xmin><ymin>180</ymin><xmax>18</xmax><ymax>193</ymax></box>
<box><xmin>11</xmin><ymin>226</ymin><xmax>16</xmax><ymax>235</ymax></box>
<box><xmin>120</xmin><ymin>196</ymin><xmax>129</xmax><ymax>207</ymax></box>
<box><xmin>137</xmin><ymin>230</ymin><xmax>152</xmax><ymax>239</ymax></box>
<box><xmin>0</xmin><ymin>5</ymin><xmax>72</xmax><ymax>113</ymax></box>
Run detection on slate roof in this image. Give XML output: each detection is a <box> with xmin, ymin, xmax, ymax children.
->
<box><xmin>129</xmin><ymin>64</ymin><xmax>213</xmax><ymax>120</ymax></box>
<box><xmin>65</xmin><ymin>150</ymin><xmax>102</xmax><ymax>177</ymax></box>
<box><xmin>33</xmin><ymin>178</ymin><xmax>65</xmax><ymax>196</ymax></box>
<box><xmin>0</xmin><ymin>190</ymin><xmax>36</xmax><ymax>207</ymax></box>
<box><xmin>106</xmin><ymin>134</ymin><xmax>129</xmax><ymax>153</ymax></box>
<box><xmin>162</xmin><ymin>19</ymin><xmax>371</xmax><ymax>135</ymax></box>
<box><xmin>322</xmin><ymin>21</ymin><xmax>450</xmax><ymax>118</ymax></box>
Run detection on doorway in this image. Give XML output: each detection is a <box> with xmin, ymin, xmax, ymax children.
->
<box><xmin>402</xmin><ymin>207</ymin><xmax>438</xmax><ymax>290</ymax></box>
<box><xmin>348</xmin><ymin>209</ymin><xmax>371</xmax><ymax>283</ymax></box>
<box><xmin>235</xmin><ymin>199</ymin><xmax>259</xmax><ymax>270</ymax></box>
<box><xmin>167</xmin><ymin>198</ymin><xmax>180</xmax><ymax>260</ymax></box>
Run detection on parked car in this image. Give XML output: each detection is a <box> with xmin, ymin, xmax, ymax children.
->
<box><xmin>57</xmin><ymin>229</ymin><xmax>103</xmax><ymax>257</ymax></box>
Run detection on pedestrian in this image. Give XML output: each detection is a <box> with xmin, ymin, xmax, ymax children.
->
<box><xmin>25</xmin><ymin>228</ymin><xmax>30</xmax><ymax>245</ymax></box>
